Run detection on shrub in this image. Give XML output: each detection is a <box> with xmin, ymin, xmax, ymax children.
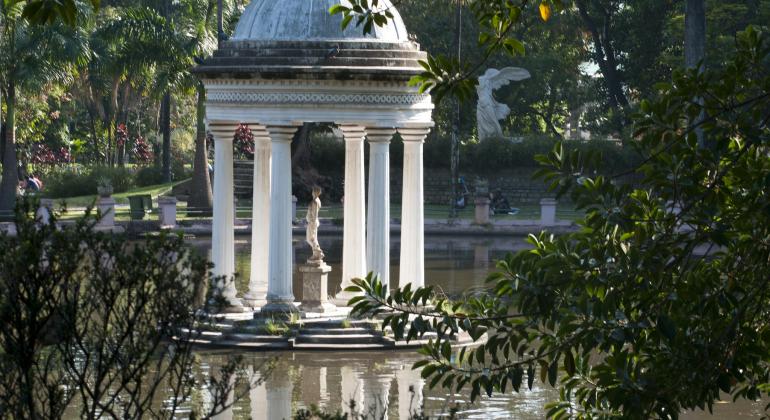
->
<box><xmin>461</xmin><ymin>135</ymin><xmax>642</xmax><ymax>175</ymax></box>
<box><xmin>134</xmin><ymin>166</ymin><xmax>165</xmax><ymax>187</ymax></box>
<box><xmin>44</xmin><ymin>167</ymin><xmax>135</xmax><ymax>198</ymax></box>
<box><xmin>309</xmin><ymin>133</ymin><xmax>344</xmax><ymax>174</ymax></box>
<box><xmin>0</xmin><ymin>201</ymin><xmax>250</xmax><ymax>418</ymax></box>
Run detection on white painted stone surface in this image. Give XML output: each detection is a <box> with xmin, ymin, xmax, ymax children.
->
<box><xmin>245</xmin><ymin>126</ymin><xmax>271</xmax><ymax>307</ymax></box>
<box><xmin>266</xmin><ymin>125</ymin><xmax>300</xmax><ymax>308</ymax></box>
<box><xmin>232</xmin><ymin>0</ymin><xmax>409</xmax><ymax>42</ymax></box>
<box><xmin>337</xmin><ymin>125</ymin><xmax>367</xmax><ymax>304</ymax></box>
<box><xmin>540</xmin><ymin>198</ymin><xmax>557</xmax><ymax>226</ymax></box>
<box><xmin>36</xmin><ymin>198</ymin><xmax>54</xmax><ymax>225</ymax></box>
<box><xmin>96</xmin><ymin>197</ymin><xmax>116</xmax><ymax>229</ymax></box>
<box><xmin>209</xmin><ymin>122</ymin><xmax>242</xmax><ymax>308</ymax></box>
<box><xmin>299</xmin><ymin>263</ymin><xmax>336</xmax><ymax>313</ymax></box>
<box><xmin>157</xmin><ymin>196</ymin><xmax>177</xmax><ymax>228</ymax></box>
<box><xmin>366</xmin><ymin>128</ymin><xmax>395</xmax><ymax>286</ymax></box>
<box><xmin>476</xmin><ymin>67</ymin><xmax>531</xmax><ymax>140</ymax></box>
<box><xmin>399</xmin><ymin>126</ymin><xmax>431</xmax><ymax>290</ymax></box>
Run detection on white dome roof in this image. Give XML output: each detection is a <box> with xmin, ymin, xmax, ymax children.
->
<box><xmin>232</xmin><ymin>0</ymin><xmax>409</xmax><ymax>43</ymax></box>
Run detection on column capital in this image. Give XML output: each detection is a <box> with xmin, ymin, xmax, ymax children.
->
<box><xmin>337</xmin><ymin>125</ymin><xmax>367</xmax><ymax>142</ymax></box>
<box><xmin>366</xmin><ymin>127</ymin><xmax>396</xmax><ymax>144</ymax></box>
<box><xmin>208</xmin><ymin>121</ymin><xmax>240</xmax><ymax>142</ymax></box>
<box><xmin>398</xmin><ymin>126</ymin><xmax>432</xmax><ymax>142</ymax></box>
<box><xmin>265</xmin><ymin>125</ymin><xmax>300</xmax><ymax>143</ymax></box>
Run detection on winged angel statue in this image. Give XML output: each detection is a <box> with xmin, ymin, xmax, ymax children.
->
<box><xmin>476</xmin><ymin>67</ymin><xmax>531</xmax><ymax>141</ymax></box>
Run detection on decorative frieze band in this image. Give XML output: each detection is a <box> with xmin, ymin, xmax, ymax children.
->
<box><xmin>207</xmin><ymin>91</ymin><xmax>429</xmax><ymax>106</ymax></box>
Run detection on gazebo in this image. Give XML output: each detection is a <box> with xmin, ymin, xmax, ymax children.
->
<box><xmin>193</xmin><ymin>0</ymin><xmax>434</xmax><ymax>312</ymax></box>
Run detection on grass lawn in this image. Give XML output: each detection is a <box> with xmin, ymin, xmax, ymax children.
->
<box><xmin>51</xmin><ymin>183</ymin><xmax>583</xmax><ymax>224</ymax></box>
<box><xmin>52</xmin><ymin>181</ymin><xmax>185</xmax><ymax>208</ymax></box>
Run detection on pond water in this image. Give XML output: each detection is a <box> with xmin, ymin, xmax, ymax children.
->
<box><xmin>186</xmin><ymin>235</ymin><xmax>764</xmax><ymax>419</ymax></box>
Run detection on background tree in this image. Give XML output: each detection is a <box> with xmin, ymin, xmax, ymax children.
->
<box><xmin>0</xmin><ymin>0</ymin><xmax>90</xmax><ymax>213</ymax></box>
<box><xmin>347</xmin><ymin>27</ymin><xmax>770</xmax><ymax>418</ymax></box>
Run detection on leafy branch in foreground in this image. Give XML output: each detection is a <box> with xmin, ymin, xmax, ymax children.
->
<box><xmin>347</xmin><ymin>27</ymin><xmax>770</xmax><ymax>419</ymax></box>
<box><xmin>330</xmin><ymin>0</ymin><xmax>565</xmax><ymax>102</ymax></box>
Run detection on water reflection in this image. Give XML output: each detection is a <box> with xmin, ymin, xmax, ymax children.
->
<box><xmin>188</xmin><ymin>235</ymin><xmax>764</xmax><ymax>419</ymax></box>
<box><xmin>199</xmin><ymin>351</ymin><xmax>556</xmax><ymax>420</ymax></box>
<box><xmin>186</xmin><ymin>234</ymin><xmax>532</xmax><ymax>300</ymax></box>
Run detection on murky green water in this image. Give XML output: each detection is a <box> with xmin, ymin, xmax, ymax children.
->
<box><xmin>184</xmin><ymin>235</ymin><xmax>763</xmax><ymax>419</ymax></box>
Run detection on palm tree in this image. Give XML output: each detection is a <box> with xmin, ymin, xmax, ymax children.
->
<box><xmin>0</xmin><ymin>0</ymin><xmax>90</xmax><ymax>213</ymax></box>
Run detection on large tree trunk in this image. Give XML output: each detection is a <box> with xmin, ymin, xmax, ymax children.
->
<box><xmin>685</xmin><ymin>0</ymin><xmax>706</xmax><ymax>146</ymax></box>
<box><xmin>0</xmin><ymin>82</ymin><xmax>18</xmax><ymax>214</ymax></box>
<box><xmin>685</xmin><ymin>0</ymin><xmax>706</xmax><ymax>70</ymax></box>
<box><xmin>187</xmin><ymin>83</ymin><xmax>213</xmax><ymax>216</ymax></box>
<box><xmin>161</xmin><ymin>92</ymin><xmax>172</xmax><ymax>182</ymax></box>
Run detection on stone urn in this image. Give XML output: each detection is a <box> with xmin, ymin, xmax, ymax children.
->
<box><xmin>97</xmin><ymin>186</ymin><xmax>113</xmax><ymax>198</ymax></box>
<box><xmin>97</xmin><ymin>178</ymin><xmax>113</xmax><ymax>198</ymax></box>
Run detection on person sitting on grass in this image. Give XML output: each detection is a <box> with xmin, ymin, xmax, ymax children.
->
<box><xmin>489</xmin><ymin>189</ymin><xmax>519</xmax><ymax>215</ymax></box>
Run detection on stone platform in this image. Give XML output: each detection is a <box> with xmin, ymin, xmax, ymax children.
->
<box><xmin>188</xmin><ymin>308</ymin><xmax>478</xmax><ymax>352</ymax></box>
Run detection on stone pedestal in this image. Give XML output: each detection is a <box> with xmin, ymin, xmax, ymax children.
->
<box><xmin>158</xmin><ymin>196</ymin><xmax>177</xmax><ymax>228</ymax></box>
<box><xmin>299</xmin><ymin>262</ymin><xmax>336</xmax><ymax>313</ymax></box>
<box><xmin>97</xmin><ymin>197</ymin><xmax>116</xmax><ymax>229</ymax></box>
<box><xmin>540</xmin><ymin>198</ymin><xmax>557</xmax><ymax>226</ymax></box>
<box><xmin>474</xmin><ymin>196</ymin><xmax>490</xmax><ymax>225</ymax></box>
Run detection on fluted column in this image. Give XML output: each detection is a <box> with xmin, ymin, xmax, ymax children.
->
<box><xmin>366</xmin><ymin>128</ymin><xmax>396</xmax><ymax>287</ymax></box>
<box><xmin>398</xmin><ymin>127</ymin><xmax>431</xmax><ymax>290</ymax></box>
<box><xmin>264</xmin><ymin>125</ymin><xmax>300</xmax><ymax>313</ymax></box>
<box><xmin>209</xmin><ymin>122</ymin><xmax>242</xmax><ymax>308</ymax></box>
<box><xmin>244</xmin><ymin>125</ymin><xmax>271</xmax><ymax>307</ymax></box>
<box><xmin>336</xmin><ymin>125</ymin><xmax>367</xmax><ymax>305</ymax></box>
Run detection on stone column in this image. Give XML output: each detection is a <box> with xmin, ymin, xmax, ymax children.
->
<box><xmin>398</xmin><ymin>127</ymin><xmax>431</xmax><ymax>290</ymax></box>
<box><xmin>366</xmin><ymin>128</ymin><xmax>396</xmax><ymax>287</ymax></box>
<box><xmin>209</xmin><ymin>122</ymin><xmax>242</xmax><ymax>309</ymax></box>
<box><xmin>336</xmin><ymin>125</ymin><xmax>367</xmax><ymax>304</ymax></box>
<box><xmin>244</xmin><ymin>125</ymin><xmax>271</xmax><ymax>308</ymax></box>
<box><xmin>263</xmin><ymin>125</ymin><xmax>300</xmax><ymax>314</ymax></box>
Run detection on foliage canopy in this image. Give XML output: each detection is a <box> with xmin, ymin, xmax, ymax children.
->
<box><xmin>348</xmin><ymin>26</ymin><xmax>770</xmax><ymax>419</ymax></box>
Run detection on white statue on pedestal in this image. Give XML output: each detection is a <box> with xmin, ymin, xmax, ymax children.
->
<box><xmin>306</xmin><ymin>185</ymin><xmax>325</xmax><ymax>264</ymax></box>
<box><xmin>476</xmin><ymin>67</ymin><xmax>531</xmax><ymax>141</ymax></box>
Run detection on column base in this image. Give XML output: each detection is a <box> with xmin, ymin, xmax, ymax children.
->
<box><xmin>331</xmin><ymin>290</ymin><xmax>364</xmax><ymax>307</ymax></box>
<box><xmin>210</xmin><ymin>298</ymin><xmax>248</xmax><ymax>314</ymax></box>
<box><xmin>258</xmin><ymin>301</ymin><xmax>300</xmax><ymax>319</ymax></box>
<box><xmin>299</xmin><ymin>302</ymin><xmax>338</xmax><ymax>314</ymax></box>
<box><xmin>242</xmin><ymin>293</ymin><xmax>268</xmax><ymax>308</ymax></box>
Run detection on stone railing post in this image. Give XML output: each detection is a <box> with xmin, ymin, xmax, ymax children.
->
<box><xmin>36</xmin><ymin>198</ymin><xmax>54</xmax><ymax>225</ymax></box>
<box><xmin>97</xmin><ymin>197</ymin><xmax>116</xmax><ymax>229</ymax></box>
<box><xmin>474</xmin><ymin>196</ymin><xmax>490</xmax><ymax>225</ymax></box>
<box><xmin>158</xmin><ymin>196</ymin><xmax>178</xmax><ymax>228</ymax></box>
<box><xmin>540</xmin><ymin>198</ymin><xmax>557</xmax><ymax>226</ymax></box>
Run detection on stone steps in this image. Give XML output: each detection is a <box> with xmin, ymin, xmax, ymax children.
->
<box><xmin>298</xmin><ymin>327</ymin><xmax>382</xmax><ymax>336</ymax></box>
<box><xmin>223</xmin><ymin>333</ymin><xmax>287</xmax><ymax>343</ymax></box>
<box><xmin>295</xmin><ymin>333</ymin><xmax>382</xmax><ymax>345</ymax></box>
